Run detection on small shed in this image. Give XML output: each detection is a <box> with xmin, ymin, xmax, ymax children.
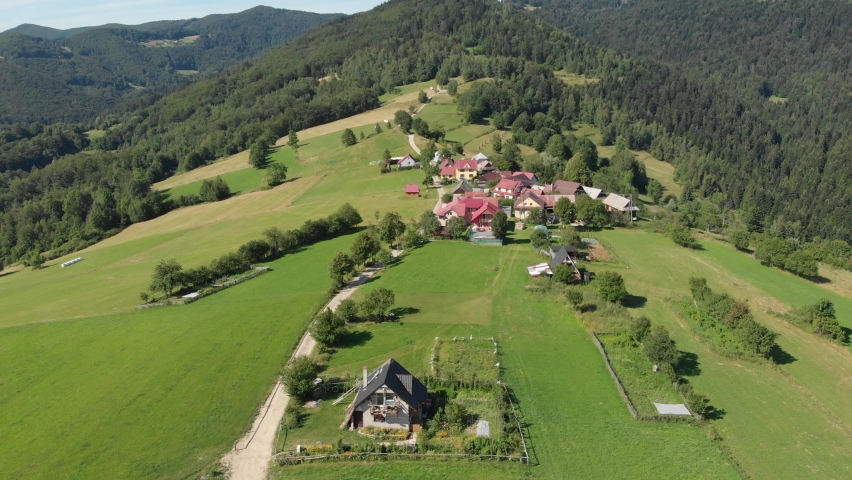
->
<box><xmin>405</xmin><ymin>184</ymin><xmax>420</xmax><ymax>197</ymax></box>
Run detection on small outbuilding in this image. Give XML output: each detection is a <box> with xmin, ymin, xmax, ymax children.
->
<box><xmin>405</xmin><ymin>184</ymin><xmax>420</xmax><ymax>197</ymax></box>
<box><xmin>342</xmin><ymin>359</ymin><xmax>428</xmax><ymax>431</ymax></box>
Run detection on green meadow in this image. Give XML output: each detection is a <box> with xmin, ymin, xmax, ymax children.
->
<box><xmin>0</xmin><ymin>235</ymin><xmax>350</xmax><ymax>478</ymax></box>
<box><xmin>588</xmin><ymin>228</ymin><xmax>852</xmax><ymax>478</ymax></box>
<box><xmin>271</xmin><ymin>240</ymin><xmax>740</xmax><ymax>479</ymax></box>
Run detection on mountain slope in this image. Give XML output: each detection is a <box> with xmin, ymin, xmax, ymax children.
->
<box><xmin>0</xmin><ymin>7</ymin><xmax>342</xmax><ymax>123</ymax></box>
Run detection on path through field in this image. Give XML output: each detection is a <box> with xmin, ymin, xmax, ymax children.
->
<box><xmin>222</xmin><ymin>258</ymin><xmax>395</xmax><ymax>480</ymax></box>
<box><xmin>408</xmin><ymin>134</ymin><xmax>421</xmax><ymax>154</ymax></box>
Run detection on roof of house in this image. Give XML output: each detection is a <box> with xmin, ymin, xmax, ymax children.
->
<box><xmin>545</xmin><ymin>180</ymin><xmax>582</xmax><ymax>195</ymax></box>
<box><xmin>464</xmin><ymin>191</ymin><xmax>489</xmax><ymax>198</ymax></box>
<box><xmin>472</xmin><ymin>153</ymin><xmax>489</xmax><ymax>161</ymax></box>
<box><xmin>514</xmin><ymin>190</ymin><xmax>546</xmax><ymax>209</ymax></box>
<box><xmin>440</xmin><ymin>159</ymin><xmax>454</xmax><ymax>169</ymax></box>
<box><xmin>583</xmin><ymin>186</ymin><xmax>603</xmax><ymax>199</ymax></box>
<box><xmin>548</xmin><ymin>245</ymin><xmax>580</xmax><ymax>269</ymax></box>
<box><xmin>456</xmin><ymin>159</ymin><xmax>478</xmax><ymax>170</ymax></box>
<box><xmin>449</xmin><ymin>179</ymin><xmax>474</xmax><ymax>194</ymax></box>
<box><xmin>481</xmin><ymin>171</ymin><xmax>504</xmax><ymax>182</ymax></box>
<box><xmin>353</xmin><ymin>359</ymin><xmax>428</xmax><ymax>409</ymax></box>
<box><xmin>400</xmin><ymin>154</ymin><xmax>418</xmax><ymax>163</ymax></box>
<box><xmin>494</xmin><ymin>178</ymin><xmax>523</xmax><ymax>191</ymax></box>
<box><xmin>602</xmin><ymin>193</ymin><xmax>633</xmax><ymax>211</ymax></box>
<box><xmin>436</xmin><ymin>196</ymin><xmax>499</xmax><ymax>219</ymax></box>
<box><xmin>469</xmin><ymin>201</ymin><xmax>501</xmax><ymax>223</ymax></box>
<box><xmin>440</xmin><ymin>165</ymin><xmax>457</xmax><ymax>176</ymax></box>
<box><xmin>405</xmin><ymin>184</ymin><xmax>420</xmax><ymax>194</ymax></box>
<box><xmin>512</xmin><ymin>172</ymin><xmax>537</xmax><ymax>181</ymax></box>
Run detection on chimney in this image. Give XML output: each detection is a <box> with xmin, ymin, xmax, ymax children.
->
<box><xmin>362</xmin><ymin>366</ymin><xmax>368</xmax><ymax>388</ymax></box>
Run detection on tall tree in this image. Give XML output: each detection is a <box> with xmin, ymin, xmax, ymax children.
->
<box><xmin>341</xmin><ymin>128</ymin><xmax>357</xmax><ymax>147</ymax></box>
<box><xmin>149</xmin><ymin>259</ymin><xmax>183</xmax><ymax>297</ymax></box>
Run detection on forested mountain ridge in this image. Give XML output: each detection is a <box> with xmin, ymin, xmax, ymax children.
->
<box><xmin>4</xmin><ymin>20</ymin><xmax>189</xmax><ymax>41</ymax></box>
<box><xmin>0</xmin><ymin>7</ymin><xmax>342</xmax><ymax>124</ymax></box>
<box><xmin>2</xmin><ymin>0</ymin><xmax>851</xmax><ymax>268</ymax></box>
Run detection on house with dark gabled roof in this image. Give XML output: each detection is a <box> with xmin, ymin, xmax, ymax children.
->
<box><xmin>341</xmin><ymin>359</ymin><xmax>428</xmax><ymax>431</ymax></box>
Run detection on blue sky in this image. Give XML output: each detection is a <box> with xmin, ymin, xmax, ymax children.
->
<box><xmin>0</xmin><ymin>1</ymin><xmax>385</xmax><ymax>33</ymax></box>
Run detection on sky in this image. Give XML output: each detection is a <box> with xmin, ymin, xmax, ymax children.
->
<box><xmin>0</xmin><ymin>1</ymin><xmax>386</xmax><ymax>33</ymax></box>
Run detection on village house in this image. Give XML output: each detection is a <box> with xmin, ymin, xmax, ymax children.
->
<box><xmin>439</xmin><ymin>158</ymin><xmax>456</xmax><ymax>180</ymax></box>
<box><xmin>405</xmin><ymin>184</ymin><xmax>420</xmax><ymax>197</ymax></box>
<box><xmin>583</xmin><ymin>186</ymin><xmax>604</xmax><ymax>199</ymax></box>
<box><xmin>602</xmin><ymin>193</ymin><xmax>639</xmax><ymax>215</ymax></box>
<box><xmin>511</xmin><ymin>171</ymin><xmax>538</xmax><ymax>188</ymax></box>
<box><xmin>492</xmin><ymin>178</ymin><xmax>524</xmax><ymax>199</ymax></box>
<box><xmin>342</xmin><ymin>359</ymin><xmax>428</xmax><ymax>431</ymax></box>
<box><xmin>393</xmin><ymin>154</ymin><xmax>420</xmax><ymax>169</ymax></box>
<box><xmin>447</xmin><ymin>178</ymin><xmax>474</xmax><ymax>196</ymax></box>
<box><xmin>436</xmin><ymin>196</ymin><xmax>501</xmax><ymax>230</ymax></box>
<box><xmin>472</xmin><ymin>153</ymin><xmax>493</xmax><ymax>173</ymax></box>
<box><xmin>512</xmin><ymin>190</ymin><xmax>574</xmax><ymax>221</ymax></box>
<box><xmin>454</xmin><ymin>159</ymin><xmax>479</xmax><ymax>181</ymax></box>
<box><xmin>542</xmin><ymin>180</ymin><xmax>584</xmax><ymax>196</ymax></box>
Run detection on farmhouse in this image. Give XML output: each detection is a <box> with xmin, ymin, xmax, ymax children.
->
<box><xmin>542</xmin><ymin>180</ymin><xmax>584</xmax><ymax>196</ymax></box>
<box><xmin>512</xmin><ymin>190</ymin><xmax>574</xmax><ymax>221</ymax></box>
<box><xmin>393</xmin><ymin>154</ymin><xmax>420</xmax><ymax>169</ymax></box>
<box><xmin>439</xmin><ymin>159</ymin><xmax>456</xmax><ymax>179</ymax></box>
<box><xmin>342</xmin><ymin>359</ymin><xmax>428</xmax><ymax>431</ymax></box>
<box><xmin>454</xmin><ymin>159</ymin><xmax>479</xmax><ymax>181</ymax></box>
<box><xmin>472</xmin><ymin>153</ymin><xmax>493</xmax><ymax>173</ymax></box>
<box><xmin>405</xmin><ymin>184</ymin><xmax>420</xmax><ymax>197</ymax></box>
<box><xmin>602</xmin><ymin>193</ymin><xmax>639</xmax><ymax>214</ymax></box>
<box><xmin>436</xmin><ymin>196</ymin><xmax>501</xmax><ymax>230</ymax></box>
<box><xmin>447</xmin><ymin>178</ymin><xmax>474</xmax><ymax>196</ymax></box>
<box><xmin>492</xmin><ymin>178</ymin><xmax>524</xmax><ymax>199</ymax></box>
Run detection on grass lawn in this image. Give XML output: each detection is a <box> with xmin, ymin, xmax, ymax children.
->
<box><xmin>590</xmin><ymin>227</ymin><xmax>852</xmax><ymax>478</ymax></box>
<box><xmin>0</xmin><ymin>235</ymin><xmax>352</xmax><ymax>479</ymax></box>
<box><xmin>271</xmin><ymin>240</ymin><xmax>740</xmax><ymax>479</ymax></box>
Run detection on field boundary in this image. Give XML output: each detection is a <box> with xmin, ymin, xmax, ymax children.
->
<box><xmin>274</xmin><ymin>451</ymin><xmax>529</xmax><ymax>465</ymax></box>
<box><xmin>591</xmin><ymin>333</ymin><xmax>700</xmax><ymax>422</ymax></box>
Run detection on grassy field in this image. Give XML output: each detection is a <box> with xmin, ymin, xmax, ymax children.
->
<box><xmin>589</xmin><ymin>227</ymin><xmax>852</xmax><ymax>478</ymax></box>
<box><xmin>0</xmin><ymin>235</ymin><xmax>351</xmax><ymax>479</ymax></box>
<box><xmin>271</xmin><ymin>240</ymin><xmax>740</xmax><ymax>479</ymax></box>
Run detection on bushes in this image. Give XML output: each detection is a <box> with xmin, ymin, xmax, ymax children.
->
<box><xmin>311</xmin><ymin>309</ymin><xmax>347</xmax><ymax>348</ymax></box>
<box><xmin>446</xmin><ymin>216</ymin><xmax>469</xmax><ymax>240</ymax></box>
<box><xmin>552</xmin><ymin>264</ymin><xmax>575</xmax><ymax>285</ymax></box>
<box><xmin>643</xmin><ymin>325</ymin><xmax>679</xmax><ymax>365</ymax></box>
<box><xmin>282</xmin><ymin>356</ymin><xmax>319</xmax><ymax>400</ymax></box>
<box><xmin>147</xmin><ymin>204</ymin><xmax>362</xmax><ymax>293</ymax></box>
<box><xmin>789</xmin><ymin>299</ymin><xmax>845</xmax><ymax>342</ymax></box>
<box><xmin>282</xmin><ymin>403</ymin><xmax>305</xmax><ymax>429</ymax></box>
<box><xmin>360</xmin><ymin>288</ymin><xmax>396</xmax><ymax>320</ymax></box>
<box><xmin>595</xmin><ymin>271</ymin><xmax>627</xmax><ymax>303</ymax></box>
<box><xmin>199</xmin><ymin>176</ymin><xmax>231</xmax><ymax>202</ymax></box>
<box><xmin>666</xmin><ymin>223</ymin><xmax>698</xmax><ymax>248</ymax></box>
<box><xmin>687</xmin><ymin>277</ymin><xmax>777</xmax><ymax>358</ymax></box>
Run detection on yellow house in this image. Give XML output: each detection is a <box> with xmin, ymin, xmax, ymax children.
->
<box><xmin>454</xmin><ymin>159</ymin><xmax>478</xmax><ymax>181</ymax></box>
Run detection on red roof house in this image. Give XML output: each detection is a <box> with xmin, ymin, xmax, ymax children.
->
<box><xmin>436</xmin><ymin>197</ymin><xmax>501</xmax><ymax>230</ymax></box>
<box><xmin>492</xmin><ymin>178</ymin><xmax>524</xmax><ymax>199</ymax></box>
<box><xmin>405</xmin><ymin>184</ymin><xmax>420</xmax><ymax>197</ymax></box>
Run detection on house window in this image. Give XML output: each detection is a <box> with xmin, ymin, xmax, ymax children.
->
<box><xmin>371</xmin><ymin>392</ymin><xmax>396</xmax><ymax>405</ymax></box>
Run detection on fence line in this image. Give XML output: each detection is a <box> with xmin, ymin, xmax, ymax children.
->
<box><xmin>273</xmin><ymin>451</ymin><xmax>529</xmax><ymax>465</ymax></box>
<box><xmin>501</xmin><ymin>384</ymin><xmax>530</xmax><ymax>464</ymax></box>
<box><xmin>591</xmin><ymin>333</ymin><xmax>640</xmax><ymax>419</ymax></box>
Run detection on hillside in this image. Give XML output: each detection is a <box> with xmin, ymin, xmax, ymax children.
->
<box><xmin>0</xmin><ymin>6</ymin><xmax>342</xmax><ymax>123</ymax></box>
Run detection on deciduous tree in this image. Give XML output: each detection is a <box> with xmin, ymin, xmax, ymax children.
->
<box><xmin>595</xmin><ymin>270</ymin><xmax>627</xmax><ymax>303</ymax></box>
<box><xmin>282</xmin><ymin>356</ymin><xmax>318</xmax><ymax>399</ymax></box>
<box><xmin>360</xmin><ymin>287</ymin><xmax>395</xmax><ymax>320</ymax></box>
<box><xmin>554</xmin><ymin>197</ymin><xmax>577</xmax><ymax>225</ymax></box>
<box><xmin>351</xmin><ymin>231</ymin><xmax>380</xmax><ymax>265</ymax></box>
<box><xmin>491</xmin><ymin>211</ymin><xmax>509</xmax><ymax>240</ymax></box>
<box><xmin>447</xmin><ymin>216</ymin><xmax>469</xmax><ymax>239</ymax></box>
<box><xmin>150</xmin><ymin>258</ymin><xmax>183</xmax><ymax>297</ymax></box>
<box><xmin>329</xmin><ymin>252</ymin><xmax>355</xmax><ymax>278</ymax></box>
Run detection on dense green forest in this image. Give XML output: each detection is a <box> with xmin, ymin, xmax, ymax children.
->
<box><xmin>0</xmin><ymin>7</ymin><xmax>341</xmax><ymax>123</ymax></box>
<box><xmin>2</xmin><ymin>0</ymin><xmax>851</xmax><ymax>267</ymax></box>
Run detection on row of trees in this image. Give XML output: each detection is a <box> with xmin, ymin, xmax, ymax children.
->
<box><xmin>688</xmin><ymin>278</ymin><xmax>777</xmax><ymax>359</ymax></box>
<box><xmin>145</xmin><ymin>203</ymin><xmax>362</xmax><ymax>299</ymax></box>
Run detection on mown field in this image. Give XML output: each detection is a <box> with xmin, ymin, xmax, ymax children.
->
<box><xmin>588</xmin><ymin>228</ymin><xmax>852</xmax><ymax>478</ymax></box>
<box><xmin>0</xmin><ymin>235</ymin><xmax>349</xmax><ymax>478</ymax></box>
<box><xmin>271</xmin><ymin>240</ymin><xmax>740</xmax><ymax>479</ymax></box>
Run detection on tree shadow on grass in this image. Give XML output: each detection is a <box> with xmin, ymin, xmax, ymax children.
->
<box><xmin>676</xmin><ymin>351</ymin><xmax>702</xmax><ymax>377</ymax></box>
<box><xmin>504</xmin><ymin>235</ymin><xmax>530</xmax><ymax>245</ymax></box>
<box><xmin>621</xmin><ymin>294</ymin><xmax>647</xmax><ymax>308</ymax></box>
<box><xmin>769</xmin><ymin>344</ymin><xmax>797</xmax><ymax>365</ymax></box>
<box><xmin>703</xmin><ymin>406</ymin><xmax>726</xmax><ymax>420</ymax></box>
<box><xmin>804</xmin><ymin>274</ymin><xmax>831</xmax><ymax>284</ymax></box>
<box><xmin>0</xmin><ymin>270</ymin><xmax>19</xmax><ymax>278</ymax></box>
<box><xmin>337</xmin><ymin>330</ymin><xmax>373</xmax><ymax>349</ymax></box>
<box><xmin>390</xmin><ymin>306</ymin><xmax>420</xmax><ymax>319</ymax></box>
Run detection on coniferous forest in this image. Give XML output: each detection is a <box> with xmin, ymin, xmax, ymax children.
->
<box><xmin>1</xmin><ymin>0</ymin><xmax>851</xmax><ymax>265</ymax></box>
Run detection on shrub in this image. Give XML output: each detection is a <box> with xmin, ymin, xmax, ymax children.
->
<box><xmin>783</xmin><ymin>249</ymin><xmax>818</xmax><ymax>277</ymax></box>
<box><xmin>491</xmin><ymin>211</ymin><xmax>509</xmax><ymax>240</ymax></box>
<box><xmin>667</xmin><ymin>223</ymin><xmax>698</xmax><ymax>248</ymax></box>
<box><xmin>199</xmin><ymin>176</ymin><xmax>231</xmax><ymax>202</ymax></box>
<box><xmin>441</xmin><ymin>193</ymin><xmax>453</xmax><ymax>203</ymax></box>
<box><xmin>643</xmin><ymin>325</ymin><xmax>679</xmax><ymax>366</ymax></box>
<box><xmin>447</xmin><ymin>216</ymin><xmax>470</xmax><ymax>239</ymax></box>
<box><xmin>728</xmin><ymin>229</ymin><xmax>751</xmax><ymax>251</ymax></box>
<box><xmin>630</xmin><ymin>316</ymin><xmax>652</xmax><ymax>343</ymax></box>
<box><xmin>443</xmin><ymin>402</ymin><xmax>469</xmax><ymax>430</ymax></box>
<box><xmin>238</xmin><ymin>239</ymin><xmax>271</xmax><ymax>264</ymax></box>
<box><xmin>530</xmin><ymin>228</ymin><xmax>550</xmax><ymax>250</ymax></box>
<box><xmin>282</xmin><ymin>403</ymin><xmax>304</xmax><ymax>429</ymax></box>
<box><xmin>282</xmin><ymin>356</ymin><xmax>318</xmax><ymax>400</ymax></box>
<box><xmin>527</xmin><ymin>208</ymin><xmax>546</xmax><ymax>226</ymax></box>
<box><xmin>265</xmin><ymin>162</ymin><xmax>288</xmax><ymax>187</ymax></box>
<box><xmin>565</xmin><ymin>289</ymin><xmax>584</xmax><ymax>310</ymax></box>
<box><xmin>311</xmin><ymin>309</ymin><xmax>347</xmax><ymax>348</ymax></box>
<box><xmin>336</xmin><ymin>299</ymin><xmax>359</xmax><ymax>322</ymax></box>
<box><xmin>553</xmin><ymin>264</ymin><xmax>575</xmax><ymax>284</ymax></box>
<box><xmin>595</xmin><ymin>271</ymin><xmax>627</xmax><ymax>303</ymax></box>
<box><xmin>360</xmin><ymin>288</ymin><xmax>395</xmax><ymax>320</ymax></box>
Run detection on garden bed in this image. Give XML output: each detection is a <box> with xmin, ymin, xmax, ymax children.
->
<box><xmin>431</xmin><ymin>336</ymin><xmax>500</xmax><ymax>384</ymax></box>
